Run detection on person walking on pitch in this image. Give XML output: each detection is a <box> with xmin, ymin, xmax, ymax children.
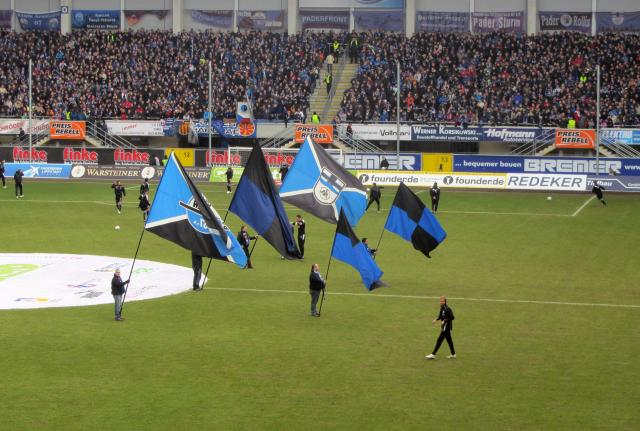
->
<box><xmin>140</xmin><ymin>177</ymin><xmax>150</xmax><ymax>196</ymax></box>
<box><xmin>426</xmin><ymin>296</ymin><xmax>456</xmax><ymax>359</ymax></box>
<box><xmin>309</xmin><ymin>263</ymin><xmax>325</xmax><ymax>317</ymax></box>
<box><xmin>592</xmin><ymin>181</ymin><xmax>607</xmax><ymax>205</ymax></box>
<box><xmin>13</xmin><ymin>169</ymin><xmax>24</xmax><ymax>198</ymax></box>
<box><xmin>430</xmin><ymin>182</ymin><xmax>441</xmax><ymax>212</ymax></box>
<box><xmin>138</xmin><ymin>191</ymin><xmax>151</xmax><ymax>221</ymax></box>
<box><xmin>0</xmin><ymin>160</ymin><xmax>6</xmax><ymax>188</ymax></box>
<box><xmin>111</xmin><ymin>180</ymin><xmax>126</xmax><ymax>214</ymax></box>
<box><xmin>292</xmin><ymin>215</ymin><xmax>306</xmax><ymax>258</ymax></box>
<box><xmin>225</xmin><ymin>166</ymin><xmax>234</xmax><ymax>194</ymax></box>
<box><xmin>366</xmin><ymin>183</ymin><xmax>382</xmax><ymax>212</ymax></box>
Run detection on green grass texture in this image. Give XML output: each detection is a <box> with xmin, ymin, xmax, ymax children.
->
<box><xmin>1</xmin><ymin>181</ymin><xmax>639</xmax><ymax>430</ymax></box>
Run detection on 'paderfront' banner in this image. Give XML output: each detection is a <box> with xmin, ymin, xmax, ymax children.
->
<box><xmin>299</xmin><ymin>10</ymin><xmax>349</xmax><ymax>31</ymax></box>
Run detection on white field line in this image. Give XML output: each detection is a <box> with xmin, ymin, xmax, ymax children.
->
<box><xmin>572</xmin><ymin>196</ymin><xmax>596</xmax><ymax>217</ymax></box>
<box><xmin>205</xmin><ymin>287</ymin><xmax>640</xmax><ymax>309</ymax></box>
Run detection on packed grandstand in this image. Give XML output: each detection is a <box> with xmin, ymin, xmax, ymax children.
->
<box><xmin>0</xmin><ymin>29</ymin><xmax>639</xmax><ymax>128</ymax></box>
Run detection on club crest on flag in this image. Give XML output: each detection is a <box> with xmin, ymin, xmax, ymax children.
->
<box><xmin>180</xmin><ymin>197</ymin><xmax>224</xmax><ymax>235</ymax></box>
<box><xmin>313</xmin><ymin>168</ymin><xmax>345</xmax><ymax>205</ymax></box>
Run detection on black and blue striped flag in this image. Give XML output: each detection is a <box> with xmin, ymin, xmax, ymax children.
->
<box><xmin>384</xmin><ymin>182</ymin><xmax>446</xmax><ymax>258</ymax></box>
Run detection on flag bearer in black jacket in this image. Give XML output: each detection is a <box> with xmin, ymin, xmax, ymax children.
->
<box><xmin>309</xmin><ymin>263</ymin><xmax>325</xmax><ymax>317</ymax></box>
<box><xmin>430</xmin><ymin>182</ymin><xmax>441</xmax><ymax>212</ymax></box>
<box><xmin>111</xmin><ymin>269</ymin><xmax>129</xmax><ymax>321</ymax></box>
<box><xmin>237</xmin><ymin>225</ymin><xmax>258</xmax><ymax>269</ymax></box>
<box><xmin>366</xmin><ymin>183</ymin><xmax>382</xmax><ymax>212</ymax></box>
<box><xmin>292</xmin><ymin>214</ymin><xmax>306</xmax><ymax>258</ymax></box>
<box><xmin>426</xmin><ymin>296</ymin><xmax>456</xmax><ymax>359</ymax></box>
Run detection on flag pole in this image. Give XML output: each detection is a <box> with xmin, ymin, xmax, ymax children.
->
<box><xmin>120</xmin><ymin>226</ymin><xmax>146</xmax><ymax>315</ymax></box>
<box><xmin>373</xmin><ymin>226</ymin><xmax>386</xmax><ymax>260</ymax></box>
<box><xmin>201</xmin><ymin>258</ymin><xmax>213</xmax><ymax>289</ymax></box>
<box><xmin>318</xmin><ymin>223</ymin><xmax>339</xmax><ymax>315</ymax></box>
<box><xmin>248</xmin><ymin>237</ymin><xmax>259</xmax><ymax>259</ymax></box>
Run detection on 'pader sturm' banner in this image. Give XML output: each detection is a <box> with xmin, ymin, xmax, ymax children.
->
<box><xmin>294</xmin><ymin>124</ymin><xmax>333</xmax><ymax>144</ymax></box>
<box><xmin>50</xmin><ymin>121</ymin><xmax>86</xmax><ymax>140</ymax></box>
<box><xmin>555</xmin><ymin>129</ymin><xmax>595</xmax><ymax>149</ymax></box>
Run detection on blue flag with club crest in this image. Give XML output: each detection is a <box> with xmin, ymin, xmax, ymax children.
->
<box><xmin>280</xmin><ymin>136</ymin><xmax>367</xmax><ymax>226</ymax></box>
<box><xmin>145</xmin><ymin>153</ymin><xmax>247</xmax><ymax>268</ymax></box>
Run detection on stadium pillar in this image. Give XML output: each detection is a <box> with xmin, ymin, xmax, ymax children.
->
<box><xmin>60</xmin><ymin>0</ymin><xmax>71</xmax><ymax>35</ymax></box>
<box><xmin>405</xmin><ymin>0</ymin><xmax>415</xmax><ymax>37</ymax></box>
<box><xmin>527</xmin><ymin>0</ymin><xmax>536</xmax><ymax>35</ymax></box>
<box><xmin>120</xmin><ymin>0</ymin><xmax>125</xmax><ymax>31</ymax></box>
<box><xmin>596</xmin><ymin>65</ymin><xmax>601</xmax><ymax>176</ymax></box>
<box><xmin>591</xmin><ymin>0</ymin><xmax>596</xmax><ymax>36</ymax></box>
<box><xmin>173</xmin><ymin>0</ymin><xmax>183</xmax><ymax>33</ymax></box>
<box><xmin>287</xmin><ymin>0</ymin><xmax>297</xmax><ymax>34</ymax></box>
<box><xmin>396</xmin><ymin>60</ymin><xmax>400</xmax><ymax>168</ymax></box>
<box><xmin>28</xmin><ymin>59</ymin><xmax>32</xmax><ymax>163</ymax></box>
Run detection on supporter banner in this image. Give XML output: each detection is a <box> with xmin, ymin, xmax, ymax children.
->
<box><xmin>188</xmin><ymin>119</ymin><xmax>256</xmax><ymax>139</ymax></box>
<box><xmin>539</xmin><ymin>12</ymin><xmax>592</xmax><ymax>33</ymax></box>
<box><xmin>125</xmin><ymin>10</ymin><xmax>169</xmax><ymax>27</ymax></box>
<box><xmin>472</xmin><ymin>12</ymin><xmax>525</xmax><ymax>33</ymax></box>
<box><xmin>342</xmin><ymin>153</ymin><xmax>421</xmax><ymax>171</ymax></box>
<box><xmin>555</xmin><ymin>129</ymin><xmax>595</xmax><ymax>149</ymax></box>
<box><xmin>106</xmin><ymin>120</ymin><xmax>169</xmax><ymax>137</ymax></box>
<box><xmin>0</xmin><ymin>119</ymin><xmax>50</xmax><ymax>135</ymax></box>
<box><xmin>0</xmin><ymin>10</ymin><xmax>12</xmax><ymax>28</ymax></box>
<box><xmin>506</xmin><ymin>173</ymin><xmax>586</xmax><ymax>191</ymax></box>
<box><xmin>415</xmin><ymin>11</ymin><xmax>469</xmax><ymax>33</ymax></box>
<box><xmin>597</xmin><ymin>12</ymin><xmax>640</xmax><ymax>33</ymax></box>
<box><xmin>299</xmin><ymin>10</ymin><xmax>349</xmax><ymax>31</ymax></box>
<box><xmin>70</xmin><ymin>165</ymin><xmax>211</xmax><ymax>181</ymax></box>
<box><xmin>190</xmin><ymin>10</ymin><xmax>233</xmax><ymax>28</ymax></box>
<box><xmin>15</xmin><ymin>11</ymin><xmax>61</xmax><ymax>31</ymax></box>
<box><xmin>353</xmin><ymin>10</ymin><xmax>404</xmax><ymax>33</ymax></box>
<box><xmin>412</xmin><ymin>125</ymin><xmax>482</xmax><ymax>142</ymax></box>
<box><xmin>72</xmin><ymin>10</ymin><xmax>120</xmax><ymax>30</ymax></box>
<box><xmin>601</xmin><ymin>129</ymin><xmax>640</xmax><ymax>145</ymax></box>
<box><xmin>586</xmin><ymin>176</ymin><xmax>640</xmax><ymax>192</ymax></box>
<box><xmin>351</xmin><ymin>124</ymin><xmax>412</xmax><ymax>141</ymax></box>
<box><xmin>453</xmin><ymin>154</ymin><xmax>640</xmax><ymax>176</ymax></box>
<box><xmin>357</xmin><ymin>171</ymin><xmax>507</xmax><ymax>189</ymax></box>
<box><xmin>294</xmin><ymin>124</ymin><xmax>333</xmax><ymax>144</ymax></box>
<box><xmin>49</xmin><ymin>121</ymin><xmax>86</xmax><ymax>140</ymax></box>
<box><xmin>1</xmin><ymin>146</ymin><xmax>165</xmax><ymax>166</ymax></box>
<box><xmin>482</xmin><ymin>127</ymin><xmax>552</xmax><ymax>143</ymax></box>
<box><xmin>237</xmin><ymin>10</ymin><xmax>285</xmax><ymax>30</ymax></box>
<box><xmin>299</xmin><ymin>0</ymin><xmax>404</xmax><ymax>8</ymax></box>
<box><xmin>4</xmin><ymin>163</ymin><xmax>71</xmax><ymax>179</ymax></box>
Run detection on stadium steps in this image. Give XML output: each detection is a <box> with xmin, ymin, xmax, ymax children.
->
<box><xmin>323</xmin><ymin>63</ymin><xmax>358</xmax><ymax>121</ymax></box>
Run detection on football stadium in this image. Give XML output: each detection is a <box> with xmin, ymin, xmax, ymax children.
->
<box><xmin>1</xmin><ymin>0</ymin><xmax>639</xmax><ymax>430</ymax></box>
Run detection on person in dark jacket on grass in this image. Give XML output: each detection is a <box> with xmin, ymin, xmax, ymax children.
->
<box><xmin>309</xmin><ymin>263</ymin><xmax>325</xmax><ymax>317</ymax></box>
<box><xmin>426</xmin><ymin>296</ymin><xmax>456</xmax><ymax>359</ymax></box>
<box><xmin>111</xmin><ymin>269</ymin><xmax>129</xmax><ymax>321</ymax></box>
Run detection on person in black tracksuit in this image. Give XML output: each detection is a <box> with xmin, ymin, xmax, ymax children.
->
<box><xmin>111</xmin><ymin>180</ymin><xmax>126</xmax><ymax>214</ymax></box>
<box><xmin>279</xmin><ymin>164</ymin><xmax>289</xmax><ymax>183</ymax></box>
<box><xmin>138</xmin><ymin>192</ymin><xmax>150</xmax><ymax>221</ymax></box>
<box><xmin>140</xmin><ymin>178</ymin><xmax>150</xmax><ymax>196</ymax></box>
<box><xmin>14</xmin><ymin>169</ymin><xmax>24</xmax><ymax>198</ymax></box>
<box><xmin>192</xmin><ymin>253</ymin><xmax>203</xmax><ymax>290</ymax></box>
<box><xmin>592</xmin><ymin>181</ymin><xmax>607</xmax><ymax>206</ymax></box>
<box><xmin>111</xmin><ymin>269</ymin><xmax>129</xmax><ymax>321</ymax></box>
<box><xmin>366</xmin><ymin>183</ymin><xmax>382</xmax><ymax>212</ymax></box>
<box><xmin>0</xmin><ymin>160</ymin><xmax>6</xmax><ymax>188</ymax></box>
<box><xmin>426</xmin><ymin>296</ymin><xmax>456</xmax><ymax>359</ymax></box>
<box><xmin>430</xmin><ymin>182</ymin><xmax>441</xmax><ymax>212</ymax></box>
<box><xmin>292</xmin><ymin>215</ymin><xmax>306</xmax><ymax>258</ymax></box>
<box><xmin>309</xmin><ymin>263</ymin><xmax>325</xmax><ymax>317</ymax></box>
<box><xmin>225</xmin><ymin>166</ymin><xmax>233</xmax><ymax>194</ymax></box>
<box><xmin>237</xmin><ymin>225</ymin><xmax>258</xmax><ymax>269</ymax></box>
<box><xmin>362</xmin><ymin>238</ymin><xmax>377</xmax><ymax>257</ymax></box>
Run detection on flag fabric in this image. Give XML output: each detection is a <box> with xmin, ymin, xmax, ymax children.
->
<box><xmin>280</xmin><ymin>136</ymin><xmax>367</xmax><ymax>226</ymax></box>
<box><xmin>331</xmin><ymin>209</ymin><xmax>387</xmax><ymax>291</ymax></box>
<box><xmin>145</xmin><ymin>153</ymin><xmax>247</xmax><ymax>268</ymax></box>
<box><xmin>384</xmin><ymin>182</ymin><xmax>446</xmax><ymax>258</ymax></box>
<box><xmin>229</xmin><ymin>145</ymin><xmax>300</xmax><ymax>259</ymax></box>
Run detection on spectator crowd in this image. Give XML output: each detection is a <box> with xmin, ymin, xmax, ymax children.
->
<box><xmin>0</xmin><ymin>29</ymin><xmax>639</xmax><ymax>128</ymax></box>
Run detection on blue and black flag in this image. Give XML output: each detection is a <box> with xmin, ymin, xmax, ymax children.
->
<box><xmin>384</xmin><ymin>182</ymin><xmax>446</xmax><ymax>258</ymax></box>
<box><xmin>280</xmin><ymin>137</ymin><xmax>367</xmax><ymax>226</ymax></box>
<box><xmin>331</xmin><ymin>209</ymin><xmax>387</xmax><ymax>291</ymax></box>
<box><xmin>229</xmin><ymin>145</ymin><xmax>300</xmax><ymax>259</ymax></box>
<box><xmin>145</xmin><ymin>153</ymin><xmax>247</xmax><ymax>268</ymax></box>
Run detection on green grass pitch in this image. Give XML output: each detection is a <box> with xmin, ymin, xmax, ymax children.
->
<box><xmin>1</xmin><ymin>181</ymin><xmax>639</xmax><ymax>430</ymax></box>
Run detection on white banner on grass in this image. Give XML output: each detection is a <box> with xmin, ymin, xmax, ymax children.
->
<box><xmin>0</xmin><ymin>253</ymin><xmax>197</xmax><ymax>309</ymax></box>
<box><xmin>105</xmin><ymin>120</ymin><xmax>165</xmax><ymax>136</ymax></box>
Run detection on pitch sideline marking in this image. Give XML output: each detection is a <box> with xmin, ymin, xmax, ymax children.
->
<box><xmin>572</xmin><ymin>196</ymin><xmax>596</xmax><ymax>217</ymax></box>
<box><xmin>205</xmin><ymin>287</ymin><xmax>640</xmax><ymax>309</ymax></box>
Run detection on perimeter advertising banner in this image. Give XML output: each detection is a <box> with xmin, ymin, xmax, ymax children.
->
<box><xmin>299</xmin><ymin>10</ymin><xmax>349</xmax><ymax>31</ymax></box>
<box><xmin>601</xmin><ymin>128</ymin><xmax>640</xmax><ymax>145</ymax></box>
<box><xmin>555</xmin><ymin>129</ymin><xmax>595</xmax><ymax>149</ymax></box>
<box><xmin>586</xmin><ymin>176</ymin><xmax>640</xmax><ymax>192</ymax></box>
<box><xmin>356</xmin><ymin>171</ymin><xmax>507</xmax><ymax>188</ymax></box>
<box><xmin>596</xmin><ymin>12</ymin><xmax>640</xmax><ymax>33</ymax></box>
<box><xmin>453</xmin><ymin>155</ymin><xmax>640</xmax><ymax>176</ymax></box>
<box><xmin>341</xmin><ymin>152</ymin><xmax>422</xmax><ymax>171</ymax></box>
<box><xmin>416</xmin><ymin>11</ymin><xmax>469</xmax><ymax>32</ymax></box>
<box><xmin>4</xmin><ymin>163</ymin><xmax>71</xmax><ymax>179</ymax></box>
<box><xmin>72</xmin><ymin>10</ymin><xmax>120</xmax><ymax>30</ymax></box>
<box><xmin>0</xmin><ymin>146</ymin><xmax>165</xmax><ymax>166</ymax></box>
<box><xmin>15</xmin><ymin>11</ymin><xmax>61</xmax><ymax>30</ymax></box>
<box><xmin>539</xmin><ymin>12</ymin><xmax>592</xmax><ymax>33</ymax></box>
<box><xmin>49</xmin><ymin>121</ymin><xmax>86</xmax><ymax>140</ymax></box>
<box><xmin>69</xmin><ymin>165</ymin><xmax>211</xmax><ymax>181</ymax></box>
<box><xmin>351</xmin><ymin>124</ymin><xmax>412</xmax><ymax>141</ymax></box>
<box><xmin>294</xmin><ymin>124</ymin><xmax>333</xmax><ymax>144</ymax></box>
<box><xmin>0</xmin><ymin>119</ymin><xmax>50</xmax><ymax>135</ymax></box>
<box><xmin>412</xmin><ymin>125</ymin><xmax>482</xmax><ymax>142</ymax></box>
